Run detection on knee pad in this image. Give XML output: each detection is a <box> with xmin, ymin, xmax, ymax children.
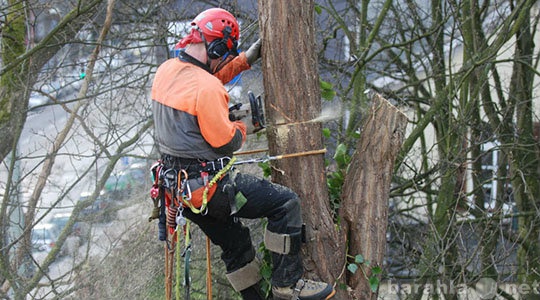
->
<box><xmin>282</xmin><ymin>197</ymin><xmax>302</xmax><ymax>228</ymax></box>
<box><xmin>225</xmin><ymin>258</ymin><xmax>261</xmax><ymax>292</ymax></box>
<box><xmin>264</xmin><ymin>228</ymin><xmax>302</xmax><ymax>255</ymax></box>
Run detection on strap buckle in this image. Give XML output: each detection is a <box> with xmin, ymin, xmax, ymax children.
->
<box><xmin>200</xmin><ymin>156</ymin><xmax>232</xmax><ymax>173</ymax></box>
<box><xmin>217</xmin><ymin>156</ymin><xmax>231</xmax><ymax>169</ymax></box>
<box><xmin>291</xmin><ymin>279</ymin><xmax>305</xmax><ymax>300</ymax></box>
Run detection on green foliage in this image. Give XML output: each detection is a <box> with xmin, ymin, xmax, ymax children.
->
<box><xmin>258</xmin><ymin>161</ymin><xmax>272</xmax><ymax>178</ymax></box>
<box><xmin>0</xmin><ymin>0</ymin><xmax>27</xmax><ymax>124</ymax></box>
<box><xmin>326</xmin><ymin>143</ymin><xmax>351</xmax><ymax>216</ymax></box>
<box><xmin>258</xmin><ymin>241</ymin><xmax>273</xmax><ymax>299</ymax></box>
<box><xmin>333</xmin><ymin>143</ymin><xmax>351</xmax><ymax>169</ymax></box>
<box><xmin>320</xmin><ymin>79</ymin><xmax>336</xmax><ymax>101</ymax></box>
<box><xmin>322</xmin><ymin>128</ymin><xmax>331</xmax><ymax>138</ymax></box>
<box><xmin>314</xmin><ymin>4</ymin><xmax>323</xmax><ymax>15</ymax></box>
<box><xmin>346</xmin><ymin>254</ymin><xmax>382</xmax><ymax>293</ymax></box>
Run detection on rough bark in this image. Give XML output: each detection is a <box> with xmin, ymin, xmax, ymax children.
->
<box><xmin>341</xmin><ymin>94</ymin><xmax>407</xmax><ymax>299</ymax></box>
<box><xmin>258</xmin><ymin>0</ymin><xmax>345</xmax><ymax>289</ymax></box>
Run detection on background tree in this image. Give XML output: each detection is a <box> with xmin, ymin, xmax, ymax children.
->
<box><xmin>1</xmin><ymin>0</ymin><xmax>263</xmax><ymax>298</ymax></box>
<box><xmin>2</xmin><ymin>0</ymin><xmax>539</xmax><ymax>299</ymax></box>
<box><xmin>319</xmin><ymin>0</ymin><xmax>539</xmax><ymax>298</ymax></box>
<box><xmin>0</xmin><ymin>0</ymin><xmax>169</xmax><ymax>297</ymax></box>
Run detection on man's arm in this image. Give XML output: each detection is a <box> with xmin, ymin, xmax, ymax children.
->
<box><xmin>214</xmin><ymin>52</ymin><xmax>251</xmax><ymax>84</ymax></box>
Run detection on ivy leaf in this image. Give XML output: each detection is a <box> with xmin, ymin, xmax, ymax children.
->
<box><xmin>354</xmin><ymin>254</ymin><xmax>364</xmax><ymax>264</ymax></box>
<box><xmin>334</xmin><ymin>143</ymin><xmax>349</xmax><ymax>168</ymax></box>
<box><xmin>322</xmin><ymin>128</ymin><xmax>331</xmax><ymax>138</ymax></box>
<box><xmin>321</xmin><ymin>88</ymin><xmax>336</xmax><ymax>100</ymax></box>
<box><xmin>371</xmin><ymin>266</ymin><xmax>382</xmax><ymax>275</ymax></box>
<box><xmin>369</xmin><ymin>276</ymin><xmax>380</xmax><ymax>292</ymax></box>
<box><xmin>319</xmin><ymin>79</ymin><xmax>336</xmax><ymax>100</ymax></box>
<box><xmin>314</xmin><ymin>4</ymin><xmax>322</xmax><ymax>14</ymax></box>
<box><xmin>258</xmin><ymin>161</ymin><xmax>271</xmax><ymax>178</ymax></box>
<box><xmin>319</xmin><ymin>79</ymin><xmax>333</xmax><ymax>90</ymax></box>
<box><xmin>261</xmin><ymin>265</ymin><xmax>272</xmax><ymax>279</ymax></box>
<box><xmin>347</xmin><ymin>263</ymin><xmax>358</xmax><ymax>274</ymax></box>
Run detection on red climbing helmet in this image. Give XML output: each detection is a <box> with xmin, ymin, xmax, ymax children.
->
<box><xmin>177</xmin><ymin>8</ymin><xmax>240</xmax><ymax>58</ymax></box>
<box><xmin>194</xmin><ymin>8</ymin><xmax>240</xmax><ymax>43</ymax></box>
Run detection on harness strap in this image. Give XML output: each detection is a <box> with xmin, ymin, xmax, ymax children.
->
<box><xmin>181</xmin><ymin>156</ymin><xmax>237</xmax><ymax>214</ymax></box>
<box><xmin>161</xmin><ymin>154</ymin><xmax>233</xmax><ymax>178</ymax></box>
<box><xmin>291</xmin><ymin>279</ymin><xmax>305</xmax><ymax>300</ymax></box>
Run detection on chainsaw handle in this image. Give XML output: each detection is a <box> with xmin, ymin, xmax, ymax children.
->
<box><xmin>248</xmin><ymin>91</ymin><xmax>265</xmax><ymax>133</ymax></box>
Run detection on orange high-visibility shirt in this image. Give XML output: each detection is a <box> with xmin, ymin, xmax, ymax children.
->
<box><xmin>152</xmin><ymin>53</ymin><xmax>250</xmax><ymax>160</ymax></box>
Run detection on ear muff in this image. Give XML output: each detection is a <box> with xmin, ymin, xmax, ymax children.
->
<box><xmin>207</xmin><ymin>26</ymin><xmax>238</xmax><ymax>59</ymax></box>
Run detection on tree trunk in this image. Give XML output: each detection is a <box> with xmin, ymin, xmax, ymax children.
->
<box><xmin>258</xmin><ymin>0</ymin><xmax>345</xmax><ymax>289</ymax></box>
<box><xmin>341</xmin><ymin>94</ymin><xmax>407</xmax><ymax>299</ymax></box>
<box><xmin>508</xmin><ymin>2</ymin><xmax>540</xmax><ymax>291</ymax></box>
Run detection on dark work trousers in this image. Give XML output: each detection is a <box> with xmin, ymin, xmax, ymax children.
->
<box><xmin>182</xmin><ymin>171</ymin><xmax>304</xmax><ymax>288</ymax></box>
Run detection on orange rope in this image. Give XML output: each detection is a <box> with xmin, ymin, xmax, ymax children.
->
<box><xmin>165</xmin><ymin>242</ymin><xmax>173</xmax><ymax>300</ymax></box>
<box><xmin>206</xmin><ymin>236</ymin><xmax>212</xmax><ymax>299</ymax></box>
<box><xmin>233</xmin><ymin>148</ymin><xmax>268</xmax><ymax>156</ymax></box>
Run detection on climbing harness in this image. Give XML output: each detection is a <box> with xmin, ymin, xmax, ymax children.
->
<box><xmin>148</xmin><ymin>149</ymin><xmax>325</xmax><ymax>300</ymax></box>
<box><xmin>149</xmin><ymin>156</ymin><xmax>236</xmax><ymax>300</ymax></box>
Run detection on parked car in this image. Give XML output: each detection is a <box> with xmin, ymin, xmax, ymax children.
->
<box><xmin>47</xmin><ymin>213</ymin><xmax>84</xmax><ymax>256</ymax></box>
<box><xmin>103</xmin><ymin>168</ymin><xmax>146</xmax><ymax>200</ymax></box>
<box><xmin>31</xmin><ymin>223</ymin><xmax>59</xmax><ymax>252</ymax></box>
<box><xmin>49</xmin><ymin>212</ymin><xmax>74</xmax><ymax>233</ymax></box>
<box><xmin>49</xmin><ymin>211</ymin><xmax>87</xmax><ymax>241</ymax></box>
<box><xmin>79</xmin><ymin>192</ymin><xmax>116</xmax><ymax>223</ymax></box>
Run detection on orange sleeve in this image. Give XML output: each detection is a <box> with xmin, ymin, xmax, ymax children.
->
<box><xmin>233</xmin><ymin>121</ymin><xmax>247</xmax><ymax>143</ymax></box>
<box><xmin>214</xmin><ymin>52</ymin><xmax>251</xmax><ymax>84</ymax></box>
<box><xmin>196</xmin><ymin>84</ymin><xmax>245</xmax><ymax>148</ymax></box>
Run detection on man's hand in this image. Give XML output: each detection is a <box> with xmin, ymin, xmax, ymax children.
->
<box><xmin>245</xmin><ymin>39</ymin><xmax>262</xmax><ymax>65</ymax></box>
<box><xmin>229</xmin><ymin>107</ymin><xmax>259</xmax><ymax>134</ymax></box>
<box><xmin>229</xmin><ymin>103</ymin><xmax>250</xmax><ymax>121</ymax></box>
<box><xmin>243</xmin><ymin>119</ymin><xmax>257</xmax><ymax>135</ymax></box>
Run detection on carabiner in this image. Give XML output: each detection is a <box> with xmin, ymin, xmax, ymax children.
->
<box><xmin>183</xmin><ymin>181</ymin><xmax>192</xmax><ymax>201</ymax></box>
<box><xmin>177</xmin><ymin>169</ymin><xmax>192</xmax><ymax>201</ymax></box>
<box><xmin>177</xmin><ymin>169</ymin><xmax>188</xmax><ymax>193</ymax></box>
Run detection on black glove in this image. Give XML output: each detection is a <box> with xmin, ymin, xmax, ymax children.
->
<box><xmin>229</xmin><ymin>103</ymin><xmax>249</xmax><ymax>121</ymax></box>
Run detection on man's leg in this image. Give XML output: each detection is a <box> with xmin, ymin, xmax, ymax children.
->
<box><xmin>232</xmin><ymin>173</ymin><xmax>335</xmax><ymax>299</ymax></box>
<box><xmin>183</xmin><ymin>206</ymin><xmax>264</xmax><ymax>299</ymax></box>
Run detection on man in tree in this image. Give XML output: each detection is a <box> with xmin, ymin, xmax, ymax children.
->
<box><xmin>151</xmin><ymin>7</ymin><xmax>335</xmax><ymax>300</ymax></box>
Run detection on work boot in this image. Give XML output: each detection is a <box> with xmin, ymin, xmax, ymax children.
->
<box><xmin>240</xmin><ymin>282</ymin><xmax>265</xmax><ymax>300</ymax></box>
<box><xmin>272</xmin><ymin>279</ymin><xmax>336</xmax><ymax>300</ymax></box>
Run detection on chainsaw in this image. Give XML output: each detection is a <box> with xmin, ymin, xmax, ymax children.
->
<box><xmin>229</xmin><ymin>91</ymin><xmax>266</xmax><ymax>133</ymax></box>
